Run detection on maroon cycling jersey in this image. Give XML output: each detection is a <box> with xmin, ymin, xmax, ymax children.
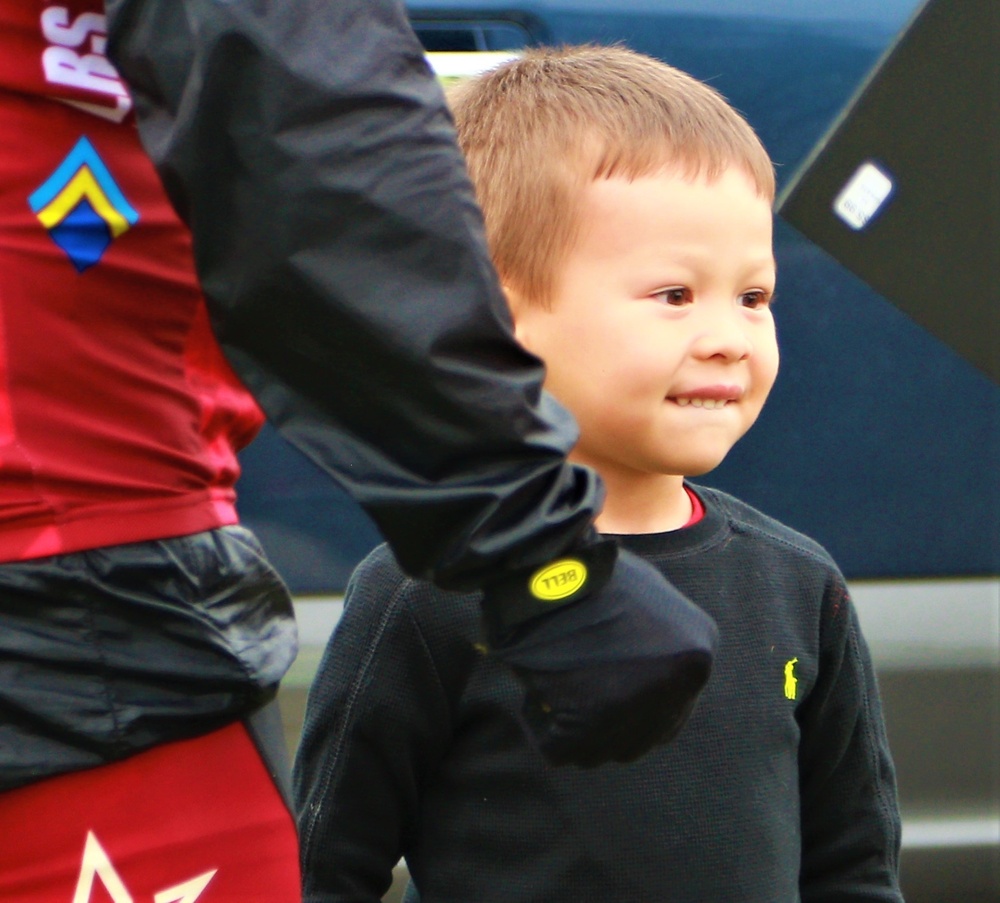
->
<box><xmin>0</xmin><ymin>1</ymin><xmax>263</xmax><ymax>562</ymax></box>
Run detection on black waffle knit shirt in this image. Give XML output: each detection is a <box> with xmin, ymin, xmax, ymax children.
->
<box><xmin>295</xmin><ymin>485</ymin><xmax>903</xmax><ymax>903</ymax></box>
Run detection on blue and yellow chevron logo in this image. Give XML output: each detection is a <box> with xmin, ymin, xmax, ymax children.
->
<box><xmin>29</xmin><ymin>137</ymin><xmax>139</xmax><ymax>272</ymax></box>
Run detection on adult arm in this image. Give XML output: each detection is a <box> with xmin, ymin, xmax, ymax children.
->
<box><xmin>104</xmin><ymin>0</ymin><xmax>718</xmax><ymax>767</ymax></box>
<box><xmin>798</xmin><ymin>578</ymin><xmax>903</xmax><ymax>902</ymax></box>
<box><xmin>104</xmin><ymin>0</ymin><xmax>597</xmax><ymax>589</ymax></box>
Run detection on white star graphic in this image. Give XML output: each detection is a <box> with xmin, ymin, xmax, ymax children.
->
<box><xmin>72</xmin><ymin>831</ymin><xmax>217</xmax><ymax>903</ymax></box>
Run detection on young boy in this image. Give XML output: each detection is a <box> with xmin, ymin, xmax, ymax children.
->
<box><xmin>294</xmin><ymin>46</ymin><xmax>903</xmax><ymax>902</ymax></box>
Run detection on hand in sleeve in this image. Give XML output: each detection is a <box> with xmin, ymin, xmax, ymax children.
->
<box><xmin>483</xmin><ymin>537</ymin><xmax>718</xmax><ymax>767</ymax></box>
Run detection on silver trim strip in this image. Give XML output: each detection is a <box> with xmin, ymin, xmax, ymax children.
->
<box><xmin>902</xmin><ymin>816</ymin><xmax>1000</xmax><ymax>850</ymax></box>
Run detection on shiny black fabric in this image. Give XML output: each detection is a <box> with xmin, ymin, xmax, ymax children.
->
<box><xmin>99</xmin><ymin>1</ymin><xmax>718</xmax><ymax>771</ymax></box>
<box><xmin>0</xmin><ymin>526</ymin><xmax>296</xmax><ymax>792</ymax></box>
<box><xmin>104</xmin><ymin>0</ymin><xmax>602</xmax><ymax>590</ymax></box>
<box><xmin>490</xmin><ymin>547</ymin><xmax>717</xmax><ymax>766</ymax></box>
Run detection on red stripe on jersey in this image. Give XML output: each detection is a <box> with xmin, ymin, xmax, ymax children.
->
<box><xmin>0</xmin><ymin>1</ymin><xmax>264</xmax><ymax>561</ymax></box>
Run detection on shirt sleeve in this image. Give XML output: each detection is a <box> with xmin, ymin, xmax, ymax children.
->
<box><xmin>797</xmin><ymin>577</ymin><xmax>904</xmax><ymax>902</ymax></box>
<box><xmin>292</xmin><ymin>546</ymin><xmax>477</xmax><ymax>903</ymax></box>
<box><xmin>103</xmin><ymin>0</ymin><xmax>602</xmax><ymax>590</ymax></box>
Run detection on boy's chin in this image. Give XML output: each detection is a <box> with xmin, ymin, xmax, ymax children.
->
<box><xmin>670</xmin><ymin>456</ymin><xmax>727</xmax><ymax>478</ymax></box>
<box><xmin>681</xmin><ymin>466</ymin><xmax>719</xmax><ymax>479</ymax></box>
<box><xmin>677</xmin><ymin>442</ymin><xmax>746</xmax><ymax>477</ymax></box>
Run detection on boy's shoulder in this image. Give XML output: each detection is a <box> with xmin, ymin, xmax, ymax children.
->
<box><xmin>693</xmin><ymin>483</ymin><xmax>842</xmax><ymax>574</ymax></box>
<box><xmin>344</xmin><ymin>541</ymin><xmax>482</xmax><ymax>635</ymax></box>
<box><xmin>349</xmin><ymin>541</ymin><xmax>411</xmax><ymax>593</ymax></box>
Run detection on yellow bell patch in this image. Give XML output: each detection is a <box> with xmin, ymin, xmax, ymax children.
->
<box><xmin>529</xmin><ymin>559</ymin><xmax>588</xmax><ymax>602</ymax></box>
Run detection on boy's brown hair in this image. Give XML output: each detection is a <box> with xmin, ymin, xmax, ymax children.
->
<box><xmin>449</xmin><ymin>44</ymin><xmax>776</xmax><ymax>304</ymax></box>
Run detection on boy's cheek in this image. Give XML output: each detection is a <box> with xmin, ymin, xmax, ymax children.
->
<box><xmin>754</xmin><ymin>325</ymin><xmax>780</xmax><ymax>387</ymax></box>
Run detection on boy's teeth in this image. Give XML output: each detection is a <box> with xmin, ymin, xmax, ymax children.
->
<box><xmin>676</xmin><ymin>397</ymin><xmax>726</xmax><ymax>409</ymax></box>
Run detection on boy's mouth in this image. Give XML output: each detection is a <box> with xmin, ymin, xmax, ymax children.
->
<box><xmin>672</xmin><ymin>397</ymin><xmax>732</xmax><ymax>410</ymax></box>
<box><xmin>669</xmin><ymin>386</ymin><xmax>744</xmax><ymax>409</ymax></box>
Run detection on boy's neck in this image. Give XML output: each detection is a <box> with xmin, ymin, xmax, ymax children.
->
<box><xmin>590</xmin><ymin>469</ymin><xmax>692</xmax><ymax>534</ymax></box>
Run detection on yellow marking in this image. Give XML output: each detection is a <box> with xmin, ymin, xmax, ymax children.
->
<box><xmin>529</xmin><ymin>558</ymin><xmax>587</xmax><ymax>602</ymax></box>
<box><xmin>36</xmin><ymin>167</ymin><xmax>131</xmax><ymax>237</ymax></box>
<box><xmin>784</xmin><ymin>657</ymin><xmax>799</xmax><ymax>700</ymax></box>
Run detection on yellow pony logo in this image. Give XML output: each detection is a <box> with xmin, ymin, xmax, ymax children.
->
<box><xmin>784</xmin><ymin>658</ymin><xmax>799</xmax><ymax>700</ymax></box>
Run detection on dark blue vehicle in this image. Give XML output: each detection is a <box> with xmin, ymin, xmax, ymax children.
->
<box><xmin>237</xmin><ymin>3</ymin><xmax>998</xmax><ymax>900</ymax></box>
<box><xmin>241</xmin><ymin>0</ymin><xmax>997</xmax><ymax>591</ymax></box>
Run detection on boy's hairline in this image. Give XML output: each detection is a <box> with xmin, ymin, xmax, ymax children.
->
<box><xmin>505</xmin><ymin>155</ymin><xmax>775</xmax><ymax>308</ymax></box>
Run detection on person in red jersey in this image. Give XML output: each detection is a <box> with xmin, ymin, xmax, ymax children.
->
<box><xmin>0</xmin><ymin>1</ymin><xmax>715</xmax><ymax>897</ymax></box>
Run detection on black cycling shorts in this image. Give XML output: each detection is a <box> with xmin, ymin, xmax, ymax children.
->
<box><xmin>0</xmin><ymin>525</ymin><xmax>297</xmax><ymax>791</ymax></box>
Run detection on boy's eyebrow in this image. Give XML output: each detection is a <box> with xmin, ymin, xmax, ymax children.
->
<box><xmin>748</xmin><ymin>256</ymin><xmax>778</xmax><ymax>277</ymax></box>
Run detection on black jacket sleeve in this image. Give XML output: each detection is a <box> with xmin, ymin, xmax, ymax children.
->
<box><xmin>797</xmin><ymin>578</ymin><xmax>903</xmax><ymax>902</ymax></box>
<box><xmin>104</xmin><ymin>0</ymin><xmax>601</xmax><ymax>589</ymax></box>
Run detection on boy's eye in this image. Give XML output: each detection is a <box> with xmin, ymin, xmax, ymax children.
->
<box><xmin>740</xmin><ymin>290</ymin><xmax>773</xmax><ymax>309</ymax></box>
<box><xmin>651</xmin><ymin>287</ymin><xmax>692</xmax><ymax>306</ymax></box>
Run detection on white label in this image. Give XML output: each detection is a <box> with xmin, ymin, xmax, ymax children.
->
<box><xmin>832</xmin><ymin>161</ymin><xmax>895</xmax><ymax>230</ymax></box>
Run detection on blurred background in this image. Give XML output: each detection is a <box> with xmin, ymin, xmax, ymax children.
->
<box><xmin>233</xmin><ymin>2</ymin><xmax>998</xmax><ymax>900</ymax></box>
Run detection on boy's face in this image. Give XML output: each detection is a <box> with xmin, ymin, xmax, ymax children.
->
<box><xmin>512</xmin><ymin>167</ymin><xmax>778</xmax><ymax>483</ymax></box>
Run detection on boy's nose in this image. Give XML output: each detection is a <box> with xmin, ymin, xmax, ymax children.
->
<box><xmin>691</xmin><ymin>309</ymin><xmax>753</xmax><ymax>362</ymax></box>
